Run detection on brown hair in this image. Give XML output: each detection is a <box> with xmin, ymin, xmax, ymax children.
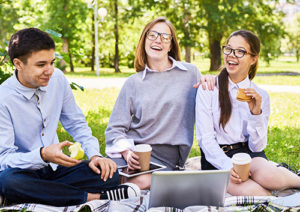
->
<box><xmin>134</xmin><ymin>17</ymin><xmax>181</xmax><ymax>72</ymax></box>
<box><xmin>218</xmin><ymin>30</ymin><xmax>260</xmax><ymax>129</ymax></box>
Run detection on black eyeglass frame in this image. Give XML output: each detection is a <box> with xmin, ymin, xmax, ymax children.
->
<box><xmin>222</xmin><ymin>46</ymin><xmax>256</xmax><ymax>58</ymax></box>
<box><xmin>146</xmin><ymin>30</ymin><xmax>173</xmax><ymax>43</ymax></box>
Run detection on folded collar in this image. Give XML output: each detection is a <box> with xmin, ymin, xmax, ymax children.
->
<box><xmin>10</xmin><ymin>70</ymin><xmax>48</xmax><ymax>100</ymax></box>
<box><xmin>142</xmin><ymin>56</ymin><xmax>188</xmax><ymax>80</ymax></box>
<box><xmin>228</xmin><ymin>76</ymin><xmax>251</xmax><ymax>91</ymax></box>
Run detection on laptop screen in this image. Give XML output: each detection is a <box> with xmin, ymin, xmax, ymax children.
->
<box><xmin>149</xmin><ymin>170</ymin><xmax>230</xmax><ymax>209</ymax></box>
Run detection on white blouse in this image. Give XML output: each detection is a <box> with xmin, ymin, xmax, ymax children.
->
<box><xmin>196</xmin><ymin>76</ymin><xmax>270</xmax><ymax>170</ymax></box>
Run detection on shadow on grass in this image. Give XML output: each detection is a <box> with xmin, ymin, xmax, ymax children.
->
<box><xmin>65</xmin><ymin>70</ymin><xmax>134</xmax><ymax>78</ymax></box>
<box><xmin>257</xmin><ymin>71</ymin><xmax>300</xmax><ymax>76</ymax></box>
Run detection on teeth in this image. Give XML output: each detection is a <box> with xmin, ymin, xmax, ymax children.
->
<box><xmin>228</xmin><ymin>61</ymin><xmax>238</xmax><ymax>65</ymax></box>
<box><xmin>151</xmin><ymin>46</ymin><xmax>162</xmax><ymax>50</ymax></box>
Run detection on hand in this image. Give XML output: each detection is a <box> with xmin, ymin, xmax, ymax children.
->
<box><xmin>193</xmin><ymin>74</ymin><xmax>216</xmax><ymax>90</ymax></box>
<box><xmin>230</xmin><ymin>168</ymin><xmax>242</xmax><ymax>184</ymax></box>
<box><xmin>42</xmin><ymin>141</ymin><xmax>81</xmax><ymax>167</ymax></box>
<box><xmin>121</xmin><ymin>150</ymin><xmax>140</xmax><ymax>170</ymax></box>
<box><xmin>89</xmin><ymin>156</ymin><xmax>117</xmax><ymax>182</ymax></box>
<box><xmin>244</xmin><ymin>88</ymin><xmax>262</xmax><ymax>115</ymax></box>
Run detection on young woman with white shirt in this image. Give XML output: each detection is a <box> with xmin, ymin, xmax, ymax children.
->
<box><xmin>196</xmin><ymin>30</ymin><xmax>300</xmax><ymax>196</ymax></box>
<box><xmin>105</xmin><ymin>17</ymin><xmax>214</xmax><ymax>190</ymax></box>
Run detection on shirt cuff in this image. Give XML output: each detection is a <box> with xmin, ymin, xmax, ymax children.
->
<box><xmin>105</xmin><ymin>138</ymin><xmax>134</xmax><ymax>158</ymax></box>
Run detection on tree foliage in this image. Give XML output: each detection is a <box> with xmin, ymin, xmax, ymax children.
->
<box><xmin>0</xmin><ymin>0</ymin><xmax>296</xmax><ymax>72</ymax></box>
<box><xmin>45</xmin><ymin>0</ymin><xmax>88</xmax><ymax>72</ymax></box>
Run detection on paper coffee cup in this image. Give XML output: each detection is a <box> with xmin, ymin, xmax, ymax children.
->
<box><xmin>232</xmin><ymin>153</ymin><xmax>252</xmax><ymax>182</ymax></box>
<box><xmin>134</xmin><ymin>144</ymin><xmax>152</xmax><ymax>171</ymax></box>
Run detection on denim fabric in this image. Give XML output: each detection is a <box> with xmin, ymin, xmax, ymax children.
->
<box><xmin>0</xmin><ymin>161</ymin><xmax>119</xmax><ymax>206</ymax></box>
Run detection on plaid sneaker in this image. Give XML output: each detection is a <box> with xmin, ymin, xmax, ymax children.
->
<box><xmin>100</xmin><ymin>183</ymin><xmax>140</xmax><ymax>201</ymax></box>
<box><xmin>277</xmin><ymin>163</ymin><xmax>298</xmax><ymax>175</ymax></box>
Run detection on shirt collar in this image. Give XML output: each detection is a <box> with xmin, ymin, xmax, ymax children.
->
<box><xmin>228</xmin><ymin>76</ymin><xmax>251</xmax><ymax>91</ymax></box>
<box><xmin>10</xmin><ymin>70</ymin><xmax>48</xmax><ymax>100</ymax></box>
<box><xmin>141</xmin><ymin>56</ymin><xmax>188</xmax><ymax>80</ymax></box>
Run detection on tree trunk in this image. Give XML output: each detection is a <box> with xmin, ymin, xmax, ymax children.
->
<box><xmin>296</xmin><ymin>49</ymin><xmax>299</xmax><ymax>62</ymax></box>
<box><xmin>91</xmin><ymin>12</ymin><xmax>95</xmax><ymax>72</ymax></box>
<box><xmin>60</xmin><ymin>37</ymin><xmax>68</xmax><ymax>72</ymax></box>
<box><xmin>185</xmin><ymin>46</ymin><xmax>191</xmax><ymax>63</ymax></box>
<box><xmin>69</xmin><ymin>52</ymin><xmax>74</xmax><ymax>72</ymax></box>
<box><xmin>208</xmin><ymin>36</ymin><xmax>222</xmax><ymax>71</ymax></box>
<box><xmin>114</xmin><ymin>0</ymin><xmax>120</xmax><ymax>73</ymax></box>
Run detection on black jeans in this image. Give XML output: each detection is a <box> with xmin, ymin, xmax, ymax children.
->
<box><xmin>201</xmin><ymin>145</ymin><xmax>268</xmax><ymax>170</ymax></box>
<box><xmin>0</xmin><ymin>161</ymin><xmax>119</xmax><ymax>206</ymax></box>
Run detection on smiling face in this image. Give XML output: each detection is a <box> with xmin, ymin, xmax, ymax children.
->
<box><xmin>14</xmin><ymin>49</ymin><xmax>55</xmax><ymax>88</ymax></box>
<box><xmin>224</xmin><ymin>35</ymin><xmax>257</xmax><ymax>83</ymax></box>
<box><xmin>145</xmin><ymin>22</ymin><xmax>172</xmax><ymax>64</ymax></box>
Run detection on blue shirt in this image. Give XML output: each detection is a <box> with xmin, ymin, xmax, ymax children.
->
<box><xmin>0</xmin><ymin>69</ymin><xmax>100</xmax><ymax>171</ymax></box>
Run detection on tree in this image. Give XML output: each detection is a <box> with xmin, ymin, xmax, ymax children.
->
<box><xmin>128</xmin><ymin>0</ymin><xmax>201</xmax><ymax>63</ymax></box>
<box><xmin>113</xmin><ymin>0</ymin><xmax>120</xmax><ymax>73</ymax></box>
<box><xmin>0</xmin><ymin>1</ymin><xmax>19</xmax><ymax>48</ymax></box>
<box><xmin>287</xmin><ymin>12</ymin><xmax>300</xmax><ymax>62</ymax></box>
<box><xmin>197</xmin><ymin>0</ymin><xmax>286</xmax><ymax>70</ymax></box>
<box><xmin>46</xmin><ymin>0</ymin><xmax>88</xmax><ymax>72</ymax></box>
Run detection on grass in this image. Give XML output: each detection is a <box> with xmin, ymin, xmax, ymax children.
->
<box><xmin>57</xmin><ymin>88</ymin><xmax>300</xmax><ymax>169</ymax></box>
<box><xmin>58</xmin><ymin>56</ymin><xmax>300</xmax><ymax>168</ymax></box>
<box><xmin>65</xmin><ymin>57</ymin><xmax>300</xmax><ymax>85</ymax></box>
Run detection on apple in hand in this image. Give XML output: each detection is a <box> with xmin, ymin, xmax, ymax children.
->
<box><xmin>69</xmin><ymin>142</ymin><xmax>84</xmax><ymax>160</ymax></box>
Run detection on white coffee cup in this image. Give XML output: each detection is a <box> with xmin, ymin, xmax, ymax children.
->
<box><xmin>232</xmin><ymin>153</ymin><xmax>252</xmax><ymax>181</ymax></box>
<box><xmin>134</xmin><ymin>144</ymin><xmax>152</xmax><ymax>171</ymax></box>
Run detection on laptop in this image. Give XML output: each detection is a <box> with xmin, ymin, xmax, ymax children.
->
<box><xmin>149</xmin><ymin>170</ymin><xmax>230</xmax><ymax>209</ymax></box>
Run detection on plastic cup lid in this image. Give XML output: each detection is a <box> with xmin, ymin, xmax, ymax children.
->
<box><xmin>134</xmin><ymin>144</ymin><xmax>152</xmax><ymax>152</ymax></box>
<box><xmin>232</xmin><ymin>153</ymin><xmax>252</xmax><ymax>165</ymax></box>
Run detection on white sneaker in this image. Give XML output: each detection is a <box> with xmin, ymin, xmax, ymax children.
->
<box><xmin>100</xmin><ymin>183</ymin><xmax>141</xmax><ymax>200</ymax></box>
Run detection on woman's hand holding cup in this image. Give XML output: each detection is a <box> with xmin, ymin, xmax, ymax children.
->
<box><xmin>121</xmin><ymin>150</ymin><xmax>141</xmax><ymax>170</ymax></box>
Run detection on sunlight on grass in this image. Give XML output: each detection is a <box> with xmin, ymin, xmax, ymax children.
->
<box><xmin>57</xmin><ymin>88</ymin><xmax>299</xmax><ymax>168</ymax></box>
<box><xmin>65</xmin><ymin>57</ymin><xmax>300</xmax><ymax>86</ymax></box>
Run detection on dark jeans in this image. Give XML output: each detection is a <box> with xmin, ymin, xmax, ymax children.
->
<box><xmin>201</xmin><ymin>145</ymin><xmax>268</xmax><ymax>170</ymax></box>
<box><xmin>0</xmin><ymin>161</ymin><xmax>119</xmax><ymax>206</ymax></box>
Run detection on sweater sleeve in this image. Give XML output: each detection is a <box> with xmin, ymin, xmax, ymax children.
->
<box><xmin>105</xmin><ymin>78</ymin><xmax>135</xmax><ymax>158</ymax></box>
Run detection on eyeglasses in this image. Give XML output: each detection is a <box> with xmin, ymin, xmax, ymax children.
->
<box><xmin>146</xmin><ymin>30</ymin><xmax>172</xmax><ymax>43</ymax></box>
<box><xmin>222</xmin><ymin>46</ymin><xmax>255</xmax><ymax>58</ymax></box>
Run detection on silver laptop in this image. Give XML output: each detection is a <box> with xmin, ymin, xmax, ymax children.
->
<box><xmin>149</xmin><ymin>170</ymin><xmax>230</xmax><ymax>209</ymax></box>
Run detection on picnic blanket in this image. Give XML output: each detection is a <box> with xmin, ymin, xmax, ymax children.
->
<box><xmin>1</xmin><ymin>191</ymin><xmax>300</xmax><ymax>212</ymax></box>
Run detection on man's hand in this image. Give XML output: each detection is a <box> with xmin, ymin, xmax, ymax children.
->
<box><xmin>89</xmin><ymin>156</ymin><xmax>117</xmax><ymax>182</ymax></box>
<box><xmin>193</xmin><ymin>74</ymin><xmax>216</xmax><ymax>90</ymax></box>
<box><xmin>41</xmin><ymin>141</ymin><xmax>81</xmax><ymax>167</ymax></box>
<box><xmin>121</xmin><ymin>149</ymin><xmax>140</xmax><ymax>170</ymax></box>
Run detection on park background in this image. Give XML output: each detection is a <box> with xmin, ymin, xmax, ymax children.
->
<box><xmin>0</xmin><ymin>0</ymin><xmax>299</xmax><ymax>169</ymax></box>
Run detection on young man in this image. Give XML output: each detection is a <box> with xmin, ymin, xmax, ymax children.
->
<box><xmin>0</xmin><ymin>28</ymin><xmax>139</xmax><ymax>206</ymax></box>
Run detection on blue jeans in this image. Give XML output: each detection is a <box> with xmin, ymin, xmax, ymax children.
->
<box><xmin>0</xmin><ymin>161</ymin><xmax>119</xmax><ymax>206</ymax></box>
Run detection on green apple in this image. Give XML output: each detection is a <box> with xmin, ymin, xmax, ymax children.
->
<box><xmin>69</xmin><ymin>142</ymin><xmax>84</xmax><ymax>160</ymax></box>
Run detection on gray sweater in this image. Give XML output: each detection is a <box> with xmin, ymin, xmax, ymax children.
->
<box><xmin>105</xmin><ymin>59</ymin><xmax>201</xmax><ymax>167</ymax></box>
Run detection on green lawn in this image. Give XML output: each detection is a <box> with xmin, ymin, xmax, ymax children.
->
<box><xmin>57</xmin><ymin>88</ymin><xmax>300</xmax><ymax>169</ymax></box>
<box><xmin>66</xmin><ymin>57</ymin><xmax>300</xmax><ymax>85</ymax></box>
<box><xmin>59</xmin><ymin>56</ymin><xmax>300</xmax><ymax>168</ymax></box>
